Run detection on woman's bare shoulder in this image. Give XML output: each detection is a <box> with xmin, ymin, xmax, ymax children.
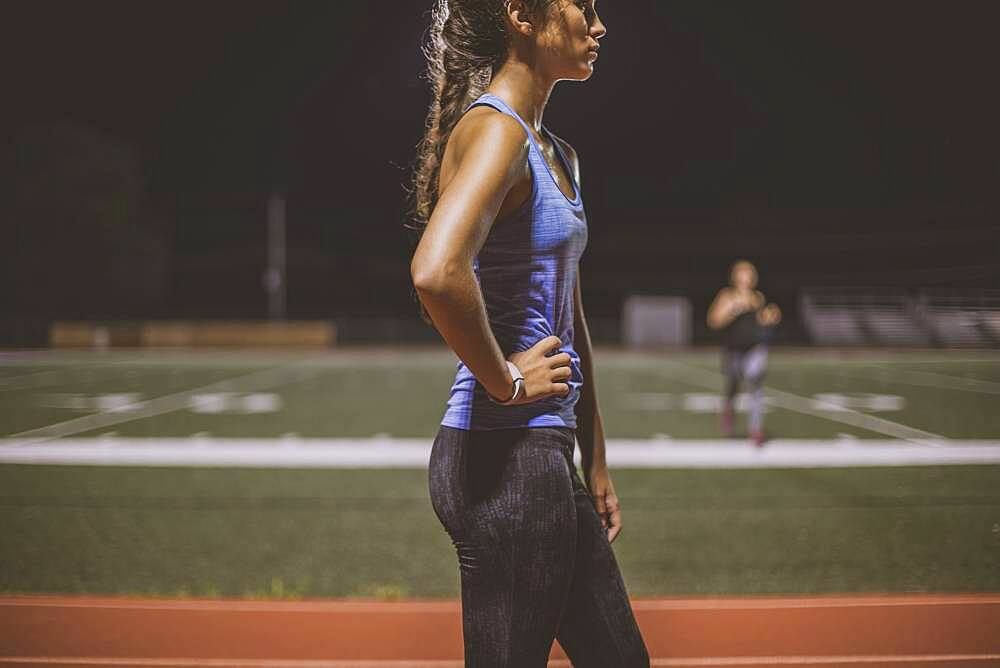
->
<box><xmin>713</xmin><ymin>286</ymin><xmax>735</xmax><ymax>301</ymax></box>
<box><xmin>449</xmin><ymin>106</ymin><xmax>529</xmax><ymax>162</ymax></box>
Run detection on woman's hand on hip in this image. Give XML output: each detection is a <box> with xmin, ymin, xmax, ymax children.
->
<box><xmin>506</xmin><ymin>335</ymin><xmax>573</xmax><ymax>404</ymax></box>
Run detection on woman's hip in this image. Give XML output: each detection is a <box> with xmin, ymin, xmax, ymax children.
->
<box><xmin>428</xmin><ymin>424</ymin><xmax>577</xmax><ymax>530</ymax></box>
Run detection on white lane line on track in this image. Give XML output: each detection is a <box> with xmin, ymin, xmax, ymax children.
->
<box><xmin>3</xmin><ymin>363</ymin><xmax>322</xmax><ymax>447</ymax></box>
<box><xmin>646</xmin><ymin>657</ymin><xmax>1000</xmax><ymax>667</ymax></box>
<box><xmin>2</xmin><ymin>438</ymin><xmax>999</xmax><ymax>468</ymax></box>
<box><xmin>3</xmin><ymin>655</ymin><xmax>1000</xmax><ymax>666</ymax></box>
<box><xmin>658</xmin><ymin>361</ymin><xmax>946</xmax><ymax>446</ymax></box>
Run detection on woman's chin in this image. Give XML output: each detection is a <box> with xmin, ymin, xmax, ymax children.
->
<box><xmin>565</xmin><ymin>63</ymin><xmax>596</xmax><ymax>81</ymax></box>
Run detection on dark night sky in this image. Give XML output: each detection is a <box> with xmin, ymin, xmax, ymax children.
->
<box><xmin>3</xmin><ymin>1</ymin><xmax>999</xmax><ymax>327</ymax></box>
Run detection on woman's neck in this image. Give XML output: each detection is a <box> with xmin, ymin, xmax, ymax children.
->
<box><xmin>486</xmin><ymin>59</ymin><xmax>555</xmax><ymax>131</ymax></box>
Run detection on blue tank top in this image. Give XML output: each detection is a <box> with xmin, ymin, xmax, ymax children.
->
<box><xmin>439</xmin><ymin>93</ymin><xmax>589</xmax><ymax>431</ymax></box>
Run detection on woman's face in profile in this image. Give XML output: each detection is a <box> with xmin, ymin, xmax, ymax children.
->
<box><xmin>533</xmin><ymin>0</ymin><xmax>606</xmax><ymax>82</ymax></box>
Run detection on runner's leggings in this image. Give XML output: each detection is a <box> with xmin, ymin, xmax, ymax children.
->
<box><xmin>722</xmin><ymin>344</ymin><xmax>769</xmax><ymax>431</ymax></box>
<box><xmin>428</xmin><ymin>424</ymin><xmax>650</xmax><ymax>667</ymax></box>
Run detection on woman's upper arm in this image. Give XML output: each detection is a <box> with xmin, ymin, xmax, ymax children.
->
<box><xmin>412</xmin><ymin>113</ymin><xmax>529</xmax><ymax>280</ymax></box>
<box><xmin>707</xmin><ymin>289</ymin><xmax>730</xmax><ymax>328</ymax></box>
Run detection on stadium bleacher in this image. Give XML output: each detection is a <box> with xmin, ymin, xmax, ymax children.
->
<box><xmin>801</xmin><ymin>288</ymin><xmax>1000</xmax><ymax>348</ymax></box>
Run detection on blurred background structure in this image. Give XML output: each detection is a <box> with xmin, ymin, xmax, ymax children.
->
<box><xmin>2</xmin><ymin>1</ymin><xmax>997</xmax><ymax>347</ymax></box>
<box><xmin>1</xmin><ymin>2</ymin><xmax>999</xmax><ymax>665</ymax></box>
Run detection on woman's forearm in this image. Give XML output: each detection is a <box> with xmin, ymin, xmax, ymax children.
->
<box><xmin>573</xmin><ymin>285</ymin><xmax>607</xmax><ymax>474</ymax></box>
<box><xmin>578</xmin><ymin>403</ymin><xmax>607</xmax><ymax>475</ymax></box>
<box><xmin>414</xmin><ymin>265</ymin><xmax>512</xmax><ymax>400</ymax></box>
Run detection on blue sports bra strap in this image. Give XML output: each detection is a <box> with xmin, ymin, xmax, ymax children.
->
<box><xmin>465</xmin><ymin>93</ymin><xmax>537</xmax><ymax>146</ymax></box>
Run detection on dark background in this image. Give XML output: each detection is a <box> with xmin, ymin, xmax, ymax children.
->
<box><xmin>2</xmin><ymin>1</ymin><xmax>998</xmax><ymax>340</ymax></box>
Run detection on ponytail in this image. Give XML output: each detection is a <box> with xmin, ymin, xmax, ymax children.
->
<box><xmin>406</xmin><ymin>0</ymin><xmax>549</xmax><ymax>323</ymax></box>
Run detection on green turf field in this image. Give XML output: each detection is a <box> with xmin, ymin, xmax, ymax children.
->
<box><xmin>2</xmin><ymin>348</ymin><xmax>999</xmax><ymax>439</ymax></box>
<box><xmin>2</xmin><ymin>464</ymin><xmax>998</xmax><ymax>598</ymax></box>
<box><xmin>1</xmin><ymin>347</ymin><xmax>998</xmax><ymax>598</ymax></box>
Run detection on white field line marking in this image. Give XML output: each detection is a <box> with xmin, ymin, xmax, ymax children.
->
<box><xmin>1</xmin><ymin>348</ymin><xmax>454</xmax><ymax>370</ymax></box>
<box><xmin>0</xmin><ymin>359</ymin><xmax>147</xmax><ymax>393</ymax></box>
<box><xmin>855</xmin><ymin>357</ymin><xmax>1000</xmax><ymax>365</ymax></box>
<box><xmin>871</xmin><ymin>366</ymin><xmax>1000</xmax><ymax>395</ymax></box>
<box><xmin>0</xmin><ymin>369</ymin><xmax>64</xmax><ymax>388</ymax></box>
<box><xmin>2</xmin><ymin>438</ymin><xmax>999</xmax><ymax>468</ymax></box>
<box><xmin>3</xmin><ymin>656</ymin><xmax>1000</xmax><ymax>667</ymax></box>
<box><xmin>3</xmin><ymin>364</ymin><xmax>322</xmax><ymax>447</ymax></box>
<box><xmin>766</xmin><ymin>357</ymin><xmax>1000</xmax><ymax>367</ymax></box>
<box><xmin>2</xmin><ymin>595</ymin><xmax>997</xmax><ymax>612</ymax></box>
<box><xmin>0</xmin><ymin>599</ymin><xmax>460</xmax><ymax>613</ymax></box>
<box><xmin>659</xmin><ymin>361</ymin><xmax>946</xmax><ymax>446</ymax></box>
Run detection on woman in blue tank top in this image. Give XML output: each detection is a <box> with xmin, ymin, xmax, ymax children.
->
<box><xmin>408</xmin><ymin>1</ymin><xmax>648</xmax><ymax>665</ymax></box>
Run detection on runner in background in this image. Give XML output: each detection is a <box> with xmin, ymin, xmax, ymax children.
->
<box><xmin>707</xmin><ymin>260</ymin><xmax>781</xmax><ymax>447</ymax></box>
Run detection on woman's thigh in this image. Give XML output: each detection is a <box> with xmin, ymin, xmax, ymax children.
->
<box><xmin>722</xmin><ymin>349</ymin><xmax>745</xmax><ymax>388</ymax></box>
<box><xmin>742</xmin><ymin>345</ymin><xmax>769</xmax><ymax>383</ymax></box>
<box><xmin>428</xmin><ymin>425</ymin><xmax>580</xmax><ymax>667</ymax></box>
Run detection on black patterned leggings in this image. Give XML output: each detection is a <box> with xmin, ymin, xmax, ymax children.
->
<box><xmin>428</xmin><ymin>424</ymin><xmax>650</xmax><ymax>667</ymax></box>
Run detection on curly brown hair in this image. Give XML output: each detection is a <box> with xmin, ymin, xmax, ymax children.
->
<box><xmin>405</xmin><ymin>0</ymin><xmax>555</xmax><ymax>321</ymax></box>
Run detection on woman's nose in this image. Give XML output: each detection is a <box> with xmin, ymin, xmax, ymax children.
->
<box><xmin>591</xmin><ymin>13</ymin><xmax>607</xmax><ymax>40</ymax></box>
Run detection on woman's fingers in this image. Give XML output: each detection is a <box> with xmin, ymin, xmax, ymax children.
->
<box><xmin>548</xmin><ymin>382</ymin><xmax>571</xmax><ymax>396</ymax></box>
<box><xmin>592</xmin><ymin>489</ymin><xmax>608</xmax><ymax>529</ymax></box>
<box><xmin>605</xmin><ymin>492</ymin><xmax>622</xmax><ymax>543</ymax></box>
<box><xmin>607</xmin><ymin>506</ymin><xmax>623</xmax><ymax>543</ymax></box>
<box><xmin>548</xmin><ymin>351</ymin><xmax>572</xmax><ymax>367</ymax></box>
<box><xmin>536</xmin><ymin>335</ymin><xmax>562</xmax><ymax>353</ymax></box>
<box><xmin>506</xmin><ymin>336</ymin><xmax>575</xmax><ymax>404</ymax></box>
<box><xmin>552</xmin><ymin>365</ymin><xmax>572</xmax><ymax>381</ymax></box>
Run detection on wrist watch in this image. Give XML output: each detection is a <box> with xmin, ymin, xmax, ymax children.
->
<box><xmin>487</xmin><ymin>360</ymin><xmax>525</xmax><ymax>405</ymax></box>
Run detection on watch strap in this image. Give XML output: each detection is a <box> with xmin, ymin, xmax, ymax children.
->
<box><xmin>487</xmin><ymin>360</ymin><xmax>525</xmax><ymax>405</ymax></box>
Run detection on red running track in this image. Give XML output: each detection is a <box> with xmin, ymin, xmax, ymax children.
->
<box><xmin>1</xmin><ymin>594</ymin><xmax>998</xmax><ymax>667</ymax></box>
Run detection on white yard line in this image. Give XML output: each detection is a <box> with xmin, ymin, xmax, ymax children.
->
<box><xmin>659</xmin><ymin>361</ymin><xmax>946</xmax><ymax>446</ymax></box>
<box><xmin>0</xmin><ymin>369</ymin><xmax>64</xmax><ymax>387</ymax></box>
<box><xmin>1</xmin><ymin>438</ymin><xmax>999</xmax><ymax>468</ymax></box>
<box><xmin>871</xmin><ymin>366</ymin><xmax>1000</xmax><ymax>395</ymax></box>
<box><xmin>3</xmin><ymin>363</ymin><xmax>322</xmax><ymax>446</ymax></box>
<box><xmin>0</xmin><ymin>359</ymin><xmax>146</xmax><ymax>393</ymax></box>
<box><xmin>759</xmin><ymin>387</ymin><xmax>944</xmax><ymax>445</ymax></box>
<box><xmin>871</xmin><ymin>357</ymin><xmax>1000</xmax><ymax>365</ymax></box>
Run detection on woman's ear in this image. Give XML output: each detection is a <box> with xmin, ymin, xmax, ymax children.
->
<box><xmin>505</xmin><ymin>0</ymin><xmax>535</xmax><ymax>36</ymax></box>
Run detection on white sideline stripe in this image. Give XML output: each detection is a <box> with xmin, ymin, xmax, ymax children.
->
<box><xmin>4</xmin><ymin>363</ymin><xmax>322</xmax><ymax>447</ymax></box>
<box><xmin>1</xmin><ymin>438</ymin><xmax>999</xmax><ymax>468</ymax></box>
<box><xmin>2</xmin><ymin>655</ymin><xmax>1000</xmax><ymax>667</ymax></box>
<box><xmin>659</xmin><ymin>361</ymin><xmax>945</xmax><ymax>445</ymax></box>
